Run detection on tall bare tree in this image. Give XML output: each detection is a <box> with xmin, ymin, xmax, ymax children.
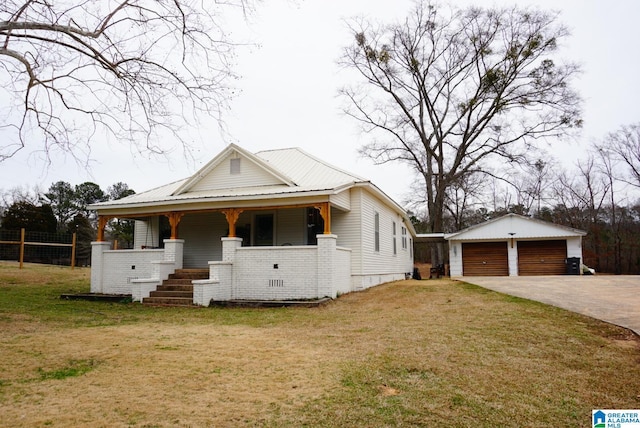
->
<box><xmin>341</xmin><ymin>1</ymin><xmax>582</xmax><ymax>259</ymax></box>
<box><xmin>553</xmin><ymin>157</ymin><xmax>610</xmax><ymax>270</ymax></box>
<box><xmin>0</xmin><ymin>0</ymin><xmax>249</xmax><ymax>162</ymax></box>
<box><xmin>444</xmin><ymin>171</ymin><xmax>486</xmax><ymax>231</ymax></box>
<box><xmin>604</xmin><ymin>123</ymin><xmax>640</xmax><ymax>189</ymax></box>
<box><xmin>509</xmin><ymin>158</ymin><xmax>557</xmax><ymax>214</ymax></box>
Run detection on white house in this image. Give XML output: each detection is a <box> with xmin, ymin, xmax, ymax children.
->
<box><xmin>446</xmin><ymin>214</ymin><xmax>586</xmax><ymax>276</ymax></box>
<box><xmin>89</xmin><ymin>144</ymin><xmax>416</xmax><ymax>305</ymax></box>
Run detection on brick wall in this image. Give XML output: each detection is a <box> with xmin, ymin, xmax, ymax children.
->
<box><xmin>93</xmin><ymin>248</ymin><xmax>164</xmax><ymax>294</ymax></box>
<box><xmin>334</xmin><ymin>247</ymin><xmax>352</xmax><ymax>296</ymax></box>
<box><xmin>233</xmin><ymin>246</ymin><xmax>318</xmax><ymax>300</ymax></box>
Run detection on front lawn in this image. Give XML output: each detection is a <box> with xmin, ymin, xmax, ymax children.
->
<box><xmin>0</xmin><ymin>262</ymin><xmax>638</xmax><ymax>427</ymax></box>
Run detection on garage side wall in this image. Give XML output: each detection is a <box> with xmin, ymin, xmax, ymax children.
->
<box><xmin>448</xmin><ymin>240</ymin><xmax>463</xmax><ymax>276</ymax></box>
<box><xmin>566</xmin><ymin>236</ymin><xmax>583</xmax><ymax>261</ymax></box>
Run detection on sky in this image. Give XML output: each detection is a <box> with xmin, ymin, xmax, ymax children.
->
<box><xmin>1</xmin><ymin>0</ymin><xmax>639</xmax><ymax>207</ymax></box>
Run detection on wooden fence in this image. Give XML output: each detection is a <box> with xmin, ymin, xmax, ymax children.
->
<box><xmin>0</xmin><ymin>228</ymin><xmax>77</xmax><ymax>269</ymax></box>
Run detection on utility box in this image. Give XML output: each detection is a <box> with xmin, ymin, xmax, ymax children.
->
<box><xmin>565</xmin><ymin>257</ymin><xmax>580</xmax><ymax>275</ymax></box>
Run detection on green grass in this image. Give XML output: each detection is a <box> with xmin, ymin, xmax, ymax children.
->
<box><xmin>37</xmin><ymin>359</ymin><xmax>99</xmax><ymax>381</ymax></box>
<box><xmin>0</xmin><ymin>262</ymin><xmax>300</xmax><ymax>328</ymax></box>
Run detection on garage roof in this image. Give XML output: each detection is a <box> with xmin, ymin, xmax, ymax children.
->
<box><xmin>444</xmin><ymin>213</ymin><xmax>587</xmax><ymax>241</ymax></box>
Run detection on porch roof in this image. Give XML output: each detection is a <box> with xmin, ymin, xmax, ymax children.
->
<box><xmin>89</xmin><ymin>144</ymin><xmax>417</xmax><ymax>236</ymax></box>
<box><xmin>91</xmin><ymin>180</ymin><xmax>354</xmax><ymax>211</ymax></box>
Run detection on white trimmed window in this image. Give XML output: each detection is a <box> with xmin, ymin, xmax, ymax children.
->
<box><xmin>393</xmin><ymin>221</ymin><xmax>397</xmax><ymax>255</ymax></box>
<box><xmin>374</xmin><ymin>212</ymin><xmax>380</xmax><ymax>252</ymax></box>
<box><xmin>401</xmin><ymin>226</ymin><xmax>407</xmax><ymax>250</ymax></box>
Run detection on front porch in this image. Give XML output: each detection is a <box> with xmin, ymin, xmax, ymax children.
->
<box><xmin>90</xmin><ymin>233</ymin><xmax>352</xmax><ymax>306</ymax></box>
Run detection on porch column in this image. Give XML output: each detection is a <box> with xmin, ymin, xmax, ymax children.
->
<box><xmin>314</xmin><ymin>202</ymin><xmax>331</xmax><ymax>234</ymax></box>
<box><xmin>317</xmin><ymin>234</ymin><xmax>338</xmax><ymax>299</ymax></box>
<box><xmin>221</xmin><ymin>237</ymin><xmax>242</xmax><ymax>262</ymax></box>
<box><xmin>166</xmin><ymin>212</ymin><xmax>184</xmax><ymax>239</ymax></box>
<box><xmin>90</xmin><ymin>241</ymin><xmax>111</xmax><ymax>293</ymax></box>
<box><xmin>222</xmin><ymin>208</ymin><xmax>244</xmax><ymax>237</ymax></box>
<box><xmin>96</xmin><ymin>216</ymin><xmax>112</xmax><ymax>242</ymax></box>
<box><xmin>163</xmin><ymin>239</ymin><xmax>185</xmax><ymax>270</ymax></box>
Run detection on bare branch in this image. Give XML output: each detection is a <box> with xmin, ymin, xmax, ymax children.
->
<box><xmin>0</xmin><ymin>0</ymin><xmax>252</xmax><ymax>163</ymax></box>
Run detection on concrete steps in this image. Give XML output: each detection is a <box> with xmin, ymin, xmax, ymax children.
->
<box><xmin>142</xmin><ymin>269</ymin><xmax>209</xmax><ymax>307</ymax></box>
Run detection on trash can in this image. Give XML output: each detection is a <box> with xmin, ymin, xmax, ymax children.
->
<box><xmin>565</xmin><ymin>257</ymin><xmax>580</xmax><ymax>275</ymax></box>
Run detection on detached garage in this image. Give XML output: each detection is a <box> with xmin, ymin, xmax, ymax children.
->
<box><xmin>446</xmin><ymin>214</ymin><xmax>586</xmax><ymax>277</ymax></box>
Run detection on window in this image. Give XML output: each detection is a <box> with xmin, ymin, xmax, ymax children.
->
<box><xmin>374</xmin><ymin>212</ymin><xmax>380</xmax><ymax>252</ymax></box>
<box><xmin>401</xmin><ymin>226</ymin><xmax>407</xmax><ymax>250</ymax></box>
<box><xmin>392</xmin><ymin>221</ymin><xmax>397</xmax><ymax>255</ymax></box>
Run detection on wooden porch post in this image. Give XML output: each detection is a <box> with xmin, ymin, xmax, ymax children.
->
<box><xmin>315</xmin><ymin>202</ymin><xmax>331</xmax><ymax>234</ymax></box>
<box><xmin>97</xmin><ymin>216</ymin><xmax>111</xmax><ymax>242</ymax></box>
<box><xmin>222</xmin><ymin>208</ymin><xmax>244</xmax><ymax>237</ymax></box>
<box><xmin>166</xmin><ymin>212</ymin><xmax>184</xmax><ymax>239</ymax></box>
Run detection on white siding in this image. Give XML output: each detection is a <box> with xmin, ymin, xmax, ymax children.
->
<box><xmin>350</xmin><ymin>188</ymin><xmax>413</xmax><ymax>288</ymax></box>
<box><xmin>361</xmin><ymin>192</ymin><xmax>395</xmax><ymax>273</ymax></box>
<box><xmin>276</xmin><ymin>208</ymin><xmax>305</xmax><ymax>245</ymax></box>
<box><xmin>134</xmin><ymin>218</ymin><xmax>160</xmax><ymax>249</ymax></box>
<box><xmin>448</xmin><ymin>240</ymin><xmax>463</xmax><ymax>276</ymax></box>
<box><xmin>332</xmin><ymin>189</ymin><xmax>363</xmax><ymax>274</ymax></box>
<box><xmin>508</xmin><ymin>240</ymin><xmax>518</xmax><ymax>276</ymax></box>
<box><xmin>330</xmin><ymin>189</ymin><xmax>351</xmax><ymax>211</ymax></box>
<box><xmin>190</xmin><ymin>156</ymin><xmax>285</xmax><ymax>192</ymax></box>
<box><xmin>566</xmin><ymin>237</ymin><xmax>583</xmax><ymax>260</ymax></box>
<box><xmin>180</xmin><ymin>212</ymin><xmax>227</xmax><ymax>268</ymax></box>
<box><xmin>332</xmin><ymin>187</ymin><xmax>412</xmax><ymax>286</ymax></box>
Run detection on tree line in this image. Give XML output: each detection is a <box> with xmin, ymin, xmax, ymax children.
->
<box><xmin>410</xmin><ymin>123</ymin><xmax>640</xmax><ymax>274</ymax></box>
<box><xmin>0</xmin><ymin>181</ymin><xmax>135</xmax><ymax>264</ymax></box>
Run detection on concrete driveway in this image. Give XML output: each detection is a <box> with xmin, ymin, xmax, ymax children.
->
<box><xmin>456</xmin><ymin>275</ymin><xmax>640</xmax><ymax>335</ymax></box>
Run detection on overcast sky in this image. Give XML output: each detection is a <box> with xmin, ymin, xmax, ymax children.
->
<box><xmin>1</xmin><ymin>0</ymin><xmax>639</xmax><ymax>206</ymax></box>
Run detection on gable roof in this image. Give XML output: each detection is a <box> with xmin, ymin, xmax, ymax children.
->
<box><xmin>89</xmin><ymin>144</ymin><xmax>376</xmax><ymax>211</ymax></box>
<box><xmin>445</xmin><ymin>213</ymin><xmax>586</xmax><ymax>241</ymax></box>
<box><xmin>172</xmin><ymin>144</ymin><xmax>296</xmax><ymax>195</ymax></box>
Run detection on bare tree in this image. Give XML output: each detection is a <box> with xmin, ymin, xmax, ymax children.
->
<box><xmin>553</xmin><ymin>156</ymin><xmax>609</xmax><ymax>270</ymax></box>
<box><xmin>0</xmin><ymin>184</ymin><xmax>41</xmax><ymax>217</ymax></box>
<box><xmin>444</xmin><ymin>171</ymin><xmax>486</xmax><ymax>231</ymax></box>
<box><xmin>605</xmin><ymin>123</ymin><xmax>640</xmax><ymax>188</ymax></box>
<box><xmin>594</xmin><ymin>147</ymin><xmax>623</xmax><ymax>274</ymax></box>
<box><xmin>0</xmin><ymin>0</ymin><xmax>250</xmax><ymax>162</ymax></box>
<box><xmin>509</xmin><ymin>158</ymin><xmax>557</xmax><ymax>214</ymax></box>
<box><xmin>340</xmin><ymin>1</ymin><xmax>582</xmax><ymax>261</ymax></box>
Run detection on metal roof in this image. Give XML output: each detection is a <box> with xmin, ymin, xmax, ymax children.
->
<box><xmin>444</xmin><ymin>213</ymin><xmax>587</xmax><ymax>241</ymax></box>
<box><xmin>256</xmin><ymin>147</ymin><xmax>368</xmax><ymax>188</ymax></box>
<box><xmin>90</xmin><ymin>145</ymin><xmax>376</xmax><ymax>210</ymax></box>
